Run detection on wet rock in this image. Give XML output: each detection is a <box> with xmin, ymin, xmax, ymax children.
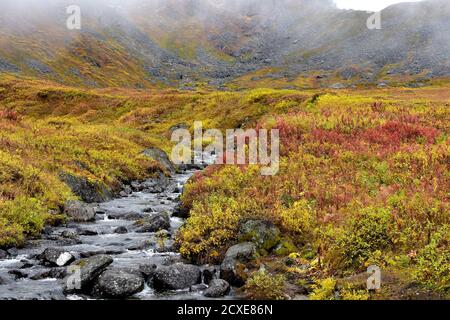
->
<box><xmin>134</xmin><ymin>212</ymin><xmax>170</xmax><ymax>233</ymax></box>
<box><xmin>220</xmin><ymin>242</ymin><xmax>256</xmax><ymax>287</ymax></box>
<box><xmin>155</xmin><ymin>239</ymin><xmax>175</xmax><ymax>253</ymax></box>
<box><xmin>30</xmin><ymin>268</ymin><xmax>67</xmax><ymax>280</ymax></box>
<box><xmin>190</xmin><ymin>284</ymin><xmax>208</xmax><ymax>292</ymax></box>
<box><xmin>204</xmin><ymin>279</ymin><xmax>231</xmax><ymax>298</ymax></box>
<box><xmin>92</xmin><ymin>269</ymin><xmax>144</xmax><ymax>298</ymax></box>
<box><xmin>64</xmin><ymin>200</ymin><xmax>96</xmax><ymax>222</ymax></box>
<box><xmin>19</xmin><ymin>261</ymin><xmax>34</xmax><ymax>269</ymax></box>
<box><xmin>8</xmin><ymin>269</ymin><xmax>28</xmax><ymax>280</ymax></box>
<box><xmin>79</xmin><ymin>250</ymin><xmax>124</xmax><ymax>258</ymax></box>
<box><xmin>77</xmin><ymin>228</ymin><xmax>98</xmax><ymax>236</ymax></box>
<box><xmin>238</xmin><ymin>220</ymin><xmax>281</xmax><ymax>254</ymax></box>
<box><xmin>41</xmin><ymin>248</ymin><xmax>75</xmax><ymax>267</ymax></box>
<box><xmin>127</xmin><ymin>240</ymin><xmax>154</xmax><ymax>251</ymax></box>
<box><xmin>114</xmin><ymin>226</ymin><xmax>128</xmax><ymax>234</ymax></box>
<box><xmin>139</xmin><ymin>264</ymin><xmax>158</xmax><ymax>281</ymax></box>
<box><xmin>142</xmin><ymin>147</ymin><xmax>176</xmax><ymax>174</ymax></box>
<box><xmin>153</xmin><ymin>263</ymin><xmax>201</xmax><ymax>290</ymax></box>
<box><xmin>60</xmin><ymin>172</ymin><xmax>112</xmax><ymax>203</ymax></box>
<box><xmin>0</xmin><ymin>279</ymin><xmax>66</xmax><ymax>300</ymax></box>
<box><xmin>131</xmin><ymin>181</ymin><xmax>144</xmax><ymax>192</ymax></box>
<box><xmin>61</xmin><ymin>230</ymin><xmax>78</xmax><ymax>239</ymax></box>
<box><xmin>0</xmin><ymin>249</ymin><xmax>8</xmax><ymax>259</ymax></box>
<box><xmin>172</xmin><ymin>203</ymin><xmax>189</xmax><ymax>218</ymax></box>
<box><xmin>107</xmin><ymin>211</ymin><xmax>144</xmax><ymax>220</ymax></box>
<box><xmin>63</xmin><ymin>255</ymin><xmax>113</xmax><ymax>294</ymax></box>
<box><xmin>202</xmin><ymin>266</ymin><xmax>217</xmax><ymax>285</ymax></box>
<box><xmin>7</xmin><ymin>248</ymin><xmax>18</xmax><ymax>256</ymax></box>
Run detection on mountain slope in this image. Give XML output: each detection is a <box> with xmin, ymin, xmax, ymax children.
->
<box><xmin>0</xmin><ymin>0</ymin><xmax>449</xmax><ymax>88</ymax></box>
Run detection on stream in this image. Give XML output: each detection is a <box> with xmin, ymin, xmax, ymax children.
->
<box><xmin>0</xmin><ymin>152</ymin><xmax>229</xmax><ymax>300</ymax></box>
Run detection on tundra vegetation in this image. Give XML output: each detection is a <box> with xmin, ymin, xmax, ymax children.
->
<box><xmin>0</xmin><ymin>75</ymin><xmax>449</xmax><ymax>299</ymax></box>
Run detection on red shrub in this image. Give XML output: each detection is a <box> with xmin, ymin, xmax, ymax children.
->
<box><xmin>363</xmin><ymin>121</ymin><xmax>440</xmax><ymax>147</ymax></box>
<box><xmin>271</xmin><ymin>118</ymin><xmax>305</xmax><ymax>155</ymax></box>
<box><xmin>0</xmin><ymin>109</ymin><xmax>21</xmax><ymax>121</ymax></box>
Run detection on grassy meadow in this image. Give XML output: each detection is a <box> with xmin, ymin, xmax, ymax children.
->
<box><xmin>0</xmin><ymin>75</ymin><xmax>448</xmax><ymax>299</ymax></box>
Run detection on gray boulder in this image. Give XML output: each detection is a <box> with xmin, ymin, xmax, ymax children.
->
<box><xmin>61</xmin><ymin>230</ymin><xmax>78</xmax><ymax>239</ymax></box>
<box><xmin>60</xmin><ymin>172</ymin><xmax>112</xmax><ymax>203</ymax></box>
<box><xmin>220</xmin><ymin>242</ymin><xmax>256</xmax><ymax>287</ymax></box>
<box><xmin>106</xmin><ymin>211</ymin><xmax>144</xmax><ymax>220</ymax></box>
<box><xmin>204</xmin><ymin>279</ymin><xmax>231</xmax><ymax>298</ymax></box>
<box><xmin>222</xmin><ymin>242</ymin><xmax>257</xmax><ymax>263</ymax></box>
<box><xmin>41</xmin><ymin>248</ymin><xmax>75</xmax><ymax>267</ymax></box>
<box><xmin>64</xmin><ymin>200</ymin><xmax>96</xmax><ymax>222</ymax></box>
<box><xmin>143</xmin><ymin>147</ymin><xmax>176</xmax><ymax>174</ymax></box>
<box><xmin>30</xmin><ymin>267</ymin><xmax>67</xmax><ymax>280</ymax></box>
<box><xmin>63</xmin><ymin>255</ymin><xmax>113</xmax><ymax>294</ymax></box>
<box><xmin>0</xmin><ymin>249</ymin><xmax>8</xmax><ymax>259</ymax></box>
<box><xmin>202</xmin><ymin>266</ymin><xmax>217</xmax><ymax>285</ymax></box>
<box><xmin>153</xmin><ymin>263</ymin><xmax>201</xmax><ymax>290</ymax></box>
<box><xmin>114</xmin><ymin>226</ymin><xmax>128</xmax><ymax>234</ymax></box>
<box><xmin>134</xmin><ymin>212</ymin><xmax>170</xmax><ymax>233</ymax></box>
<box><xmin>92</xmin><ymin>269</ymin><xmax>144</xmax><ymax>298</ymax></box>
<box><xmin>172</xmin><ymin>203</ymin><xmax>190</xmax><ymax>218</ymax></box>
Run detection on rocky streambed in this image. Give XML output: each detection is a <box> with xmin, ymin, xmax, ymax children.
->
<box><xmin>0</xmin><ymin>153</ymin><xmax>243</xmax><ymax>300</ymax></box>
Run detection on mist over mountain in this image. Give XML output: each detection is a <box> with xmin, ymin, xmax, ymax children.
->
<box><xmin>0</xmin><ymin>0</ymin><xmax>449</xmax><ymax>88</ymax></box>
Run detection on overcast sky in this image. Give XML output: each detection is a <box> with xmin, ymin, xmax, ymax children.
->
<box><xmin>334</xmin><ymin>0</ymin><xmax>424</xmax><ymax>11</ymax></box>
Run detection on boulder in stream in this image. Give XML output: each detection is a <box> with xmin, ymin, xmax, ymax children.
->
<box><xmin>63</xmin><ymin>254</ymin><xmax>113</xmax><ymax>294</ymax></box>
<box><xmin>64</xmin><ymin>200</ymin><xmax>96</xmax><ymax>222</ymax></box>
<box><xmin>153</xmin><ymin>263</ymin><xmax>201</xmax><ymax>290</ymax></box>
<box><xmin>41</xmin><ymin>248</ymin><xmax>75</xmax><ymax>267</ymax></box>
<box><xmin>204</xmin><ymin>279</ymin><xmax>231</xmax><ymax>298</ymax></box>
<box><xmin>134</xmin><ymin>212</ymin><xmax>170</xmax><ymax>233</ymax></box>
<box><xmin>92</xmin><ymin>269</ymin><xmax>144</xmax><ymax>298</ymax></box>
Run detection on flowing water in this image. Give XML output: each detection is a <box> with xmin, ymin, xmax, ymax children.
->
<box><xmin>0</xmin><ymin>153</ymin><xmax>225</xmax><ymax>300</ymax></box>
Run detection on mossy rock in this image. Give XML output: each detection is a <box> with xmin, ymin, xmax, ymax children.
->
<box><xmin>274</xmin><ymin>238</ymin><xmax>298</xmax><ymax>256</ymax></box>
<box><xmin>238</xmin><ymin>220</ymin><xmax>282</xmax><ymax>255</ymax></box>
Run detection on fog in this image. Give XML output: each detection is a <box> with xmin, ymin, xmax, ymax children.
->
<box><xmin>0</xmin><ymin>0</ymin><xmax>448</xmax><ymax>79</ymax></box>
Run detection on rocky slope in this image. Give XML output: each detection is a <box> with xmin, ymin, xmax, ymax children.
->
<box><xmin>0</xmin><ymin>0</ymin><xmax>449</xmax><ymax>88</ymax></box>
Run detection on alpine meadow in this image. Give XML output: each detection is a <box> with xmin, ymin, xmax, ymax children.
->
<box><xmin>0</xmin><ymin>0</ymin><xmax>448</xmax><ymax>302</ymax></box>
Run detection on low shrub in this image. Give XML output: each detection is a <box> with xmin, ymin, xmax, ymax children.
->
<box><xmin>244</xmin><ymin>270</ymin><xmax>286</xmax><ymax>300</ymax></box>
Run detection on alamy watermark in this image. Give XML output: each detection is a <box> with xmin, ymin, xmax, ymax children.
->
<box><xmin>171</xmin><ymin>122</ymin><xmax>280</xmax><ymax>176</ymax></box>
<box><xmin>64</xmin><ymin>4</ymin><xmax>380</xmax><ymax>31</ymax></box>
<box><xmin>66</xmin><ymin>5</ymin><xmax>81</xmax><ymax>30</ymax></box>
<box><xmin>367</xmin><ymin>265</ymin><xmax>382</xmax><ymax>290</ymax></box>
<box><xmin>66</xmin><ymin>265</ymin><xmax>81</xmax><ymax>291</ymax></box>
<box><xmin>367</xmin><ymin>12</ymin><xmax>382</xmax><ymax>30</ymax></box>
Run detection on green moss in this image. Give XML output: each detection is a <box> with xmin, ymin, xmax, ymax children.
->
<box><xmin>274</xmin><ymin>238</ymin><xmax>298</xmax><ymax>256</ymax></box>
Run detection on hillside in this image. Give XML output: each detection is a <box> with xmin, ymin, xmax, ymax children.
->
<box><xmin>0</xmin><ymin>77</ymin><xmax>449</xmax><ymax>299</ymax></box>
<box><xmin>0</xmin><ymin>0</ymin><xmax>449</xmax><ymax>88</ymax></box>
